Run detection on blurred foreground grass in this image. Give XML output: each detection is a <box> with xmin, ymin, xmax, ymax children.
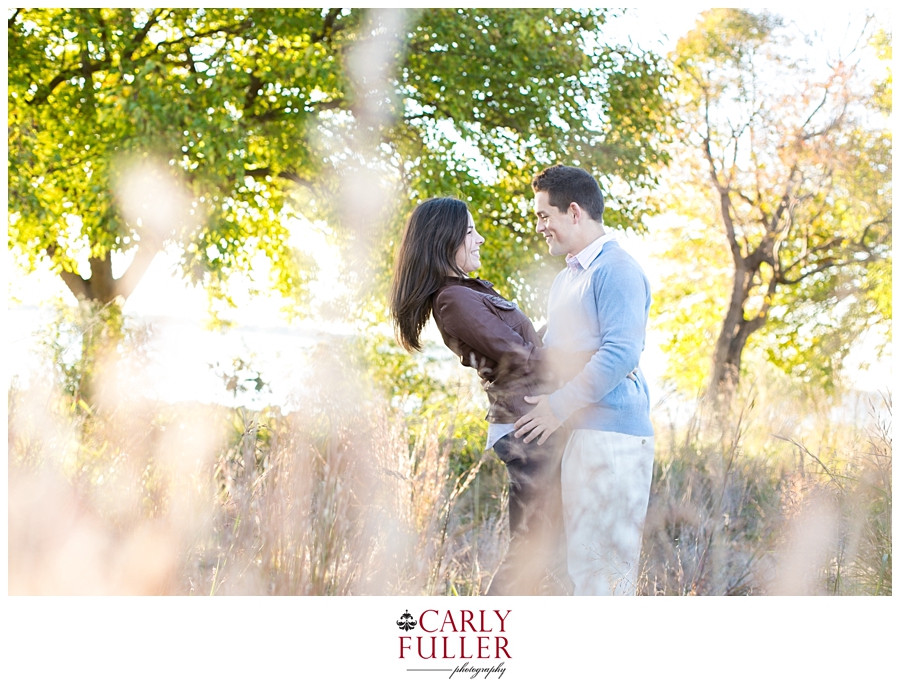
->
<box><xmin>7</xmin><ymin>303</ymin><xmax>891</xmax><ymax>595</ymax></box>
<box><xmin>641</xmin><ymin>386</ymin><xmax>891</xmax><ymax>595</ymax></box>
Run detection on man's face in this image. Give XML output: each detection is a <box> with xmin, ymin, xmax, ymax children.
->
<box><xmin>533</xmin><ymin>190</ymin><xmax>575</xmax><ymax>256</ymax></box>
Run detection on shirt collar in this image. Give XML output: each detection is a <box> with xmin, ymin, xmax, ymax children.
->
<box><xmin>566</xmin><ymin>232</ymin><xmax>617</xmax><ymax>271</ymax></box>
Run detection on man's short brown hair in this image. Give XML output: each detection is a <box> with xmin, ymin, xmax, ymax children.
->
<box><xmin>531</xmin><ymin>164</ymin><xmax>604</xmax><ymax>221</ymax></box>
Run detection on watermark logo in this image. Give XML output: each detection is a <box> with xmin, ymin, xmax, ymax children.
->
<box><xmin>397</xmin><ymin>610</ymin><xmax>418</xmax><ymax>632</ymax></box>
<box><xmin>396</xmin><ymin>609</ymin><xmax>510</xmax><ymax>679</ymax></box>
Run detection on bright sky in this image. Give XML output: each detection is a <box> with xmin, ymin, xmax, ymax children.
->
<box><xmin>5</xmin><ymin>6</ymin><xmax>892</xmax><ymax>408</ymax></box>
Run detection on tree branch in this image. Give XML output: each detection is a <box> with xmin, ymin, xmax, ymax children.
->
<box><xmin>702</xmin><ymin>113</ymin><xmax>745</xmax><ymax>265</ymax></box>
<box><xmin>776</xmin><ymin>253</ymin><xmax>874</xmax><ymax>286</ymax></box>
<box><xmin>310</xmin><ymin>98</ymin><xmax>346</xmax><ymax>112</ymax></box>
<box><xmin>128</xmin><ymin>17</ymin><xmax>254</xmax><ymax>65</ymax></box>
<box><xmin>58</xmin><ymin>271</ymin><xmax>92</xmax><ymax>300</ymax></box>
<box><xmin>765</xmin><ymin>162</ymin><xmax>802</xmax><ymax>243</ymax></box>
<box><xmin>95</xmin><ymin>11</ymin><xmax>112</xmax><ymax>60</ymax></box>
<box><xmin>799</xmin><ymin>87</ymin><xmax>831</xmax><ymax>134</ymax></box>
<box><xmin>114</xmin><ymin>241</ymin><xmax>162</xmax><ymax>300</ymax></box>
<box><xmin>247</xmin><ymin>96</ymin><xmax>346</xmax><ymax>123</ymax></box>
<box><xmin>46</xmin><ymin>243</ymin><xmax>92</xmax><ymax>300</ymax></box>
<box><xmin>27</xmin><ymin>56</ymin><xmax>112</xmax><ymax>106</ymax></box>
<box><xmin>244</xmin><ymin>72</ymin><xmax>263</xmax><ymax>112</ymax></box>
<box><xmin>244</xmin><ymin>167</ymin><xmax>314</xmax><ymax>190</ymax></box>
<box><xmin>778</xmin><ymin>211</ymin><xmax>889</xmax><ymax>285</ymax></box>
<box><xmin>312</xmin><ymin>8</ymin><xmax>342</xmax><ymax>43</ymax></box>
<box><xmin>856</xmin><ymin>215</ymin><xmax>892</xmax><ymax>250</ymax></box>
<box><xmin>144</xmin><ymin>19</ymin><xmax>254</xmax><ymax>51</ymax></box>
<box><xmin>744</xmin><ymin>309</ymin><xmax>769</xmax><ymax>338</ymax></box>
<box><xmin>127</xmin><ymin>8</ymin><xmax>165</xmax><ymax>62</ymax></box>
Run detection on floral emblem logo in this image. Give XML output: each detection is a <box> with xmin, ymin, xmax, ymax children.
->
<box><xmin>396</xmin><ymin>610</ymin><xmax>417</xmax><ymax>631</ymax></box>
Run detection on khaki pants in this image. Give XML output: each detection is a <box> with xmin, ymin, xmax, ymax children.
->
<box><xmin>561</xmin><ymin>429</ymin><xmax>655</xmax><ymax>596</ymax></box>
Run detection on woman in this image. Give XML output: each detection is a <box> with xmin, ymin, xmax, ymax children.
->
<box><xmin>389</xmin><ymin>196</ymin><xmax>571</xmax><ymax>596</ymax></box>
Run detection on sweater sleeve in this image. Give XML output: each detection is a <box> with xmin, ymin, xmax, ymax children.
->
<box><xmin>547</xmin><ymin>262</ymin><xmax>649</xmax><ymax>422</ymax></box>
<box><xmin>435</xmin><ymin>287</ymin><xmax>545</xmax><ymax>375</ymax></box>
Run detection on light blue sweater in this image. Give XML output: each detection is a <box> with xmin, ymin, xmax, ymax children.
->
<box><xmin>544</xmin><ymin>240</ymin><xmax>654</xmax><ymax>437</ymax></box>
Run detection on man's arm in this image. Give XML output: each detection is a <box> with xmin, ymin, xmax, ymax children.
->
<box><xmin>515</xmin><ymin>262</ymin><xmax>649</xmax><ymax>443</ymax></box>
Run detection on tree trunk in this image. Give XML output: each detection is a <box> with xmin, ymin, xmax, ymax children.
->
<box><xmin>709</xmin><ymin>309</ymin><xmax>748</xmax><ymax>401</ymax></box>
<box><xmin>51</xmin><ymin>241</ymin><xmax>161</xmax><ymax>304</ymax></box>
<box><xmin>75</xmin><ymin>298</ymin><xmax>125</xmax><ymax>408</ymax></box>
<box><xmin>46</xmin><ymin>241</ymin><xmax>160</xmax><ymax>409</ymax></box>
<box><xmin>708</xmin><ymin>263</ymin><xmax>769</xmax><ymax>405</ymax></box>
<box><xmin>705</xmin><ymin>171</ymin><xmax>775</xmax><ymax>406</ymax></box>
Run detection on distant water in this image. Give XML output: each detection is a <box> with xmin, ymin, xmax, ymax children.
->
<box><xmin>7</xmin><ymin>303</ymin><xmax>889</xmax><ymax>429</ymax></box>
<box><xmin>6</xmin><ymin>305</ymin><xmax>351</xmax><ymax>411</ymax></box>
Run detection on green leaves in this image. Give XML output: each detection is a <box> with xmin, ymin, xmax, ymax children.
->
<box><xmin>396</xmin><ymin>8</ymin><xmax>672</xmax><ymax>307</ymax></box>
<box><xmin>9</xmin><ymin>8</ymin><xmax>671</xmax><ymax>313</ymax></box>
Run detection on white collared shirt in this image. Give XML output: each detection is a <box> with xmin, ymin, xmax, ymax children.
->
<box><xmin>565</xmin><ymin>232</ymin><xmax>617</xmax><ymax>271</ymax></box>
<box><xmin>488</xmin><ymin>233</ymin><xmax>617</xmax><ymax>451</ymax></box>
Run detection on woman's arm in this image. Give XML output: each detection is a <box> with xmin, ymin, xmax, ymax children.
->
<box><xmin>434</xmin><ymin>287</ymin><xmax>544</xmax><ymax>378</ymax></box>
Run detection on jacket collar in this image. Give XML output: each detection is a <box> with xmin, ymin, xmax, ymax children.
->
<box><xmin>441</xmin><ymin>275</ymin><xmax>494</xmax><ymax>289</ymax></box>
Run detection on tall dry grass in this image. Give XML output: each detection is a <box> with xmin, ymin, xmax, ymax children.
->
<box><xmin>186</xmin><ymin>347</ymin><xmax>501</xmax><ymax>596</ymax></box>
<box><xmin>8</xmin><ymin>304</ymin><xmax>507</xmax><ymax>595</ymax></box>
<box><xmin>7</xmin><ymin>304</ymin><xmax>891</xmax><ymax>596</ymax></box>
<box><xmin>640</xmin><ymin>384</ymin><xmax>892</xmax><ymax>596</ymax></box>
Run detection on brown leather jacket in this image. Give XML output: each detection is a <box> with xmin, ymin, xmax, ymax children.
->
<box><xmin>431</xmin><ymin>277</ymin><xmax>566</xmax><ymax>423</ymax></box>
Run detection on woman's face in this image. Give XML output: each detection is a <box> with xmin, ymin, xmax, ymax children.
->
<box><xmin>454</xmin><ymin>211</ymin><xmax>485</xmax><ymax>273</ymax></box>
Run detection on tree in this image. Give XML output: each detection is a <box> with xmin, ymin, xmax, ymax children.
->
<box><xmin>8</xmin><ymin>8</ymin><xmax>671</xmax><ymax>317</ymax></box>
<box><xmin>654</xmin><ymin>10</ymin><xmax>891</xmax><ymax>398</ymax></box>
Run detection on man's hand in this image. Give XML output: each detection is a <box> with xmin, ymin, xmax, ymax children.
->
<box><xmin>514</xmin><ymin>395</ymin><xmax>562</xmax><ymax>445</ymax></box>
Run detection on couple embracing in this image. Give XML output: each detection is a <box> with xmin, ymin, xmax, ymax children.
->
<box><xmin>390</xmin><ymin>164</ymin><xmax>654</xmax><ymax>596</ymax></box>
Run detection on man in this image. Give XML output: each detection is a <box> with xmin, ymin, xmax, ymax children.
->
<box><xmin>514</xmin><ymin>164</ymin><xmax>654</xmax><ymax>596</ymax></box>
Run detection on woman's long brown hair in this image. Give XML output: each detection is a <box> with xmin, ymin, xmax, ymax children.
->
<box><xmin>389</xmin><ymin>197</ymin><xmax>469</xmax><ymax>352</ymax></box>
